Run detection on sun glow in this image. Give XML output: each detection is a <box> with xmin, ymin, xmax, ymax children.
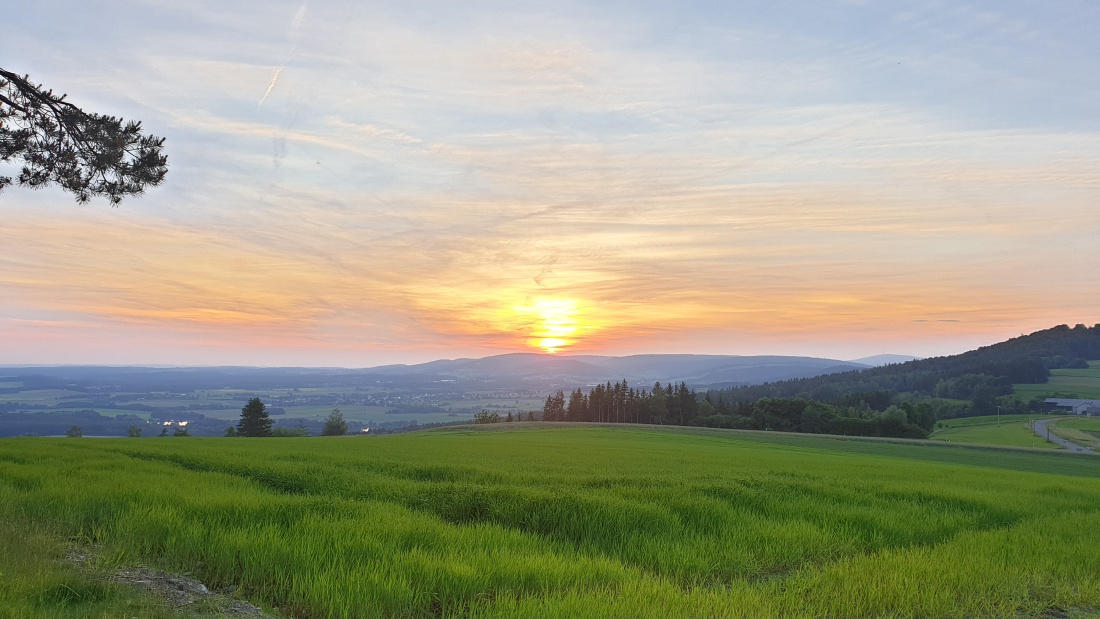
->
<box><xmin>519</xmin><ymin>298</ymin><xmax>584</xmax><ymax>353</ymax></box>
<box><xmin>536</xmin><ymin>337</ymin><xmax>571</xmax><ymax>353</ymax></box>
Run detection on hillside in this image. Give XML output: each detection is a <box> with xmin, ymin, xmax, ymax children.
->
<box><xmin>0</xmin><ymin>354</ymin><xmax>867</xmax><ymax>396</ymax></box>
<box><xmin>523</xmin><ymin>324</ymin><xmax>1100</xmax><ymax>439</ymax></box>
<box><xmin>369</xmin><ymin>353</ymin><xmax>868</xmax><ymax>387</ymax></box>
<box><xmin>848</xmin><ymin>354</ymin><xmax>920</xmax><ymax>367</ymax></box>
<box><xmin>711</xmin><ymin>324</ymin><xmax>1100</xmax><ymax>407</ymax></box>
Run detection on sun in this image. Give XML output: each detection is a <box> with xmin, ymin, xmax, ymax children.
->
<box><xmin>536</xmin><ymin>337</ymin><xmax>571</xmax><ymax>354</ymax></box>
<box><xmin>520</xmin><ymin>298</ymin><xmax>583</xmax><ymax>354</ymax></box>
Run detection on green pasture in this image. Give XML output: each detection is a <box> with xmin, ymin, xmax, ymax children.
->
<box><xmin>279</xmin><ymin>405</ymin><xmax>467</xmax><ymax>425</ymax></box>
<box><xmin>0</xmin><ymin>382</ymin><xmax>534</xmax><ymax>426</ymax></box>
<box><xmin>271</xmin><ymin>387</ymin><xmax>377</xmax><ymax>395</ymax></box>
<box><xmin>1048</xmin><ymin>417</ymin><xmax>1100</xmax><ymax>450</ymax></box>
<box><xmin>119</xmin><ymin>398</ymin><xmax>205</xmax><ymax>407</ymax></box>
<box><xmin>0</xmin><ymin>389</ymin><xmax>89</xmax><ymax>404</ymax></box>
<box><xmin>1055</xmin><ymin>362</ymin><xmax>1100</xmax><ymax>377</ymax></box>
<box><xmin>1057</xmin><ymin>417</ymin><xmax>1100</xmax><ymax>433</ymax></box>
<box><xmin>929</xmin><ymin>414</ymin><xmax>1061</xmax><ymax>449</ymax></box>
<box><xmin>1</xmin><ymin>407</ymin><xmax>156</xmax><ymax>419</ymax></box>
<box><xmin>1015</xmin><ymin>361</ymin><xmax>1100</xmax><ymax>399</ymax></box>
<box><xmin>934</xmin><ymin>414</ymin><xmax>1035</xmax><ymax>428</ymax></box>
<box><xmin>3</xmin><ymin>426</ymin><xmax>1100</xmax><ymax>618</ymax></box>
<box><xmin>196</xmin><ymin>390</ymin><xmax>261</xmax><ymax>398</ymax></box>
<box><xmin>436</xmin><ymin>397</ymin><xmax>545</xmax><ymax>410</ymax></box>
<box><xmin>70</xmin><ymin>409</ymin><xmax>155</xmax><ymax>419</ymax></box>
<box><xmin>277</xmin><ymin>405</ymin><xmax>390</xmax><ymax>419</ymax></box>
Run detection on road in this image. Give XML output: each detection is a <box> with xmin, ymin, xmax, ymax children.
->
<box><xmin>1032</xmin><ymin>418</ymin><xmax>1093</xmax><ymax>453</ymax></box>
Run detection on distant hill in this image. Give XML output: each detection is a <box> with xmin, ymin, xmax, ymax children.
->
<box><xmin>848</xmin><ymin>354</ymin><xmax>920</xmax><ymax>367</ymax></box>
<box><xmin>0</xmin><ymin>354</ymin><xmax>869</xmax><ymax>395</ymax></box>
<box><xmin>9</xmin><ymin>325</ymin><xmax>1095</xmax><ymax>401</ymax></box>
<box><xmin>370</xmin><ymin>353</ymin><xmax>868</xmax><ymax>388</ymax></box>
<box><xmin>711</xmin><ymin>324</ymin><xmax>1100</xmax><ymax>408</ymax></box>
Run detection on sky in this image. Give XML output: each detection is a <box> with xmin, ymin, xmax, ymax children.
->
<box><xmin>2</xmin><ymin>1</ymin><xmax>1099</xmax><ymax>367</ymax></box>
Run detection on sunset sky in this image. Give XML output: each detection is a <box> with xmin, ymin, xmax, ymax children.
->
<box><xmin>2</xmin><ymin>1</ymin><xmax>1098</xmax><ymax>367</ymax></box>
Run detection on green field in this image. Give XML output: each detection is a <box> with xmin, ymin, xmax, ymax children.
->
<box><xmin>1048</xmin><ymin>417</ymin><xmax>1100</xmax><ymax>450</ymax></box>
<box><xmin>0</xmin><ymin>375</ymin><xmax>547</xmax><ymax>434</ymax></box>
<box><xmin>0</xmin><ymin>389</ymin><xmax>89</xmax><ymax>404</ymax></box>
<box><xmin>3</xmin><ymin>426</ymin><xmax>1100</xmax><ymax>617</ymax></box>
<box><xmin>1015</xmin><ymin>361</ymin><xmax>1100</xmax><ymax>399</ymax></box>
<box><xmin>930</xmin><ymin>414</ymin><xmax>1062</xmax><ymax>449</ymax></box>
<box><xmin>0</xmin><ymin>385</ymin><xmax>490</xmax><ymax>426</ymax></box>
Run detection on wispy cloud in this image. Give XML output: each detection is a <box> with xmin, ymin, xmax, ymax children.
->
<box><xmin>2</xmin><ymin>1</ymin><xmax>1098</xmax><ymax>364</ymax></box>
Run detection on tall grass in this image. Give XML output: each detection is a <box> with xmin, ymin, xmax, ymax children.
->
<box><xmin>2</xmin><ymin>426</ymin><xmax>1100</xmax><ymax>617</ymax></box>
<box><xmin>0</xmin><ymin>517</ymin><xmax>179</xmax><ymax>619</ymax></box>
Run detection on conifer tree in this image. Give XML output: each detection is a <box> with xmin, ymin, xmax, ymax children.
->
<box><xmin>542</xmin><ymin>390</ymin><xmax>565</xmax><ymax>421</ymax></box>
<box><xmin>236</xmin><ymin>397</ymin><xmax>273</xmax><ymax>437</ymax></box>
<box><xmin>566</xmin><ymin>388</ymin><xmax>587</xmax><ymax>421</ymax></box>
<box><xmin>0</xmin><ymin>68</ymin><xmax>167</xmax><ymax>204</ymax></box>
<box><xmin>322</xmin><ymin>408</ymin><xmax>348</xmax><ymax>436</ymax></box>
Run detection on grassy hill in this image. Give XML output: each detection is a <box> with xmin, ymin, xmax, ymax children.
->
<box><xmin>929</xmin><ymin>414</ymin><xmax>1061</xmax><ymax>449</ymax></box>
<box><xmin>1015</xmin><ymin>361</ymin><xmax>1100</xmax><ymax>400</ymax></box>
<box><xmin>1047</xmin><ymin>417</ymin><xmax>1100</xmax><ymax>450</ymax></box>
<box><xmin>713</xmin><ymin>323</ymin><xmax>1100</xmax><ymax>404</ymax></box>
<box><xmin>4</xmin><ymin>426</ymin><xmax>1100</xmax><ymax>617</ymax></box>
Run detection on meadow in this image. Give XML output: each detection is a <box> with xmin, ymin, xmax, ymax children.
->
<box><xmin>929</xmin><ymin>414</ymin><xmax>1061</xmax><ymax>449</ymax></box>
<box><xmin>1014</xmin><ymin>361</ymin><xmax>1100</xmax><ymax>400</ymax></box>
<box><xmin>3</xmin><ymin>426</ymin><xmax>1100</xmax><ymax>618</ymax></box>
<box><xmin>1048</xmin><ymin>417</ymin><xmax>1100</xmax><ymax>450</ymax></box>
<box><xmin>0</xmin><ymin>386</ymin><xmax>485</xmax><ymax>432</ymax></box>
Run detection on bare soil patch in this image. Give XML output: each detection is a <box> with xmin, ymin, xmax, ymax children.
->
<box><xmin>66</xmin><ymin>549</ymin><xmax>278</xmax><ymax>618</ymax></box>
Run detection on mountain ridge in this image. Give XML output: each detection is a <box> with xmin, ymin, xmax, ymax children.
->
<box><xmin>365</xmin><ymin>352</ymin><xmax>870</xmax><ymax>387</ymax></box>
<box><xmin>0</xmin><ymin>353</ymin><xmax>872</xmax><ymax>392</ymax></box>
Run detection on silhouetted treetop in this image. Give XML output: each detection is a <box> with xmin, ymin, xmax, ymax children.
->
<box><xmin>0</xmin><ymin>68</ymin><xmax>167</xmax><ymax>204</ymax></box>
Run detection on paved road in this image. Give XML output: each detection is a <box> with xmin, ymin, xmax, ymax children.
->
<box><xmin>1032</xmin><ymin>418</ymin><xmax>1093</xmax><ymax>453</ymax></box>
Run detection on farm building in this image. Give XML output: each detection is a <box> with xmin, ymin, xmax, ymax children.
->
<box><xmin>1045</xmin><ymin>398</ymin><xmax>1100</xmax><ymax>415</ymax></box>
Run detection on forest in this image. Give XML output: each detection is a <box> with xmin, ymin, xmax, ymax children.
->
<box><xmin>712</xmin><ymin>324</ymin><xmax>1100</xmax><ymax>405</ymax></box>
<box><xmin>539</xmin><ymin>324</ymin><xmax>1100</xmax><ymax>439</ymax></box>
<box><xmin>539</xmin><ymin>381</ymin><xmax>934</xmax><ymax>439</ymax></box>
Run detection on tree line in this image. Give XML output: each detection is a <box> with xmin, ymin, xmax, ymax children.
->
<box><xmin>542</xmin><ymin>380</ymin><xmax>699</xmax><ymax>425</ymax></box>
<box><xmin>536</xmin><ymin>326</ymin><xmax>1100</xmax><ymax>439</ymax></box>
<box><xmin>228</xmin><ymin>398</ymin><xmax>349</xmax><ymax>437</ymax></box>
<box><xmin>539</xmin><ymin>382</ymin><xmax>934</xmax><ymax>438</ymax></box>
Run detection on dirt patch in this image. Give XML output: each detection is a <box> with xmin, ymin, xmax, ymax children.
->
<box><xmin>66</xmin><ymin>550</ymin><xmax>279</xmax><ymax>618</ymax></box>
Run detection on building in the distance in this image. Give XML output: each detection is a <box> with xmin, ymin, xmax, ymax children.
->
<box><xmin>1045</xmin><ymin>398</ymin><xmax>1100</xmax><ymax>415</ymax></box>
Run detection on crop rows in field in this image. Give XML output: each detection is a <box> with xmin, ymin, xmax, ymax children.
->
<box><xmin>2</xmin><ymin>427</ymin><xmax>1100</xmax><ymax>617</ymax></box>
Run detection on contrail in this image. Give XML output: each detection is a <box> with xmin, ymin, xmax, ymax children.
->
<box><xmin>258</xmin><ymin>67</ymin><xmax>283</xmax><ymax>107</ymax></box>
<box><xmin>258</xmin><ymin>1</ymin><xmax>307</xmax><ymax>108</ymax></box>
<box><xmin>291</xmin><ymin>4</ymin><xmax>307</xmax><ymax>30</ymax></box>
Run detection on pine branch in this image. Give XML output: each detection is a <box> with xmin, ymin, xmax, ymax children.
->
<box><xmin>0</xmin><ymin>67</ymin><xmax>167</xmax><ymax>204</ymax></box>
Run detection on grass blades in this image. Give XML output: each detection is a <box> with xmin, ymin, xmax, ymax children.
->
<box><xmin>0</xmin><ymin>519</ymin><xmax>184</xmax><ymax>619</ymax></box>
<box><xmin>2</xmin><ymin>426</ymin><xmax>1100</xmax><ymax>617</ymax></box>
